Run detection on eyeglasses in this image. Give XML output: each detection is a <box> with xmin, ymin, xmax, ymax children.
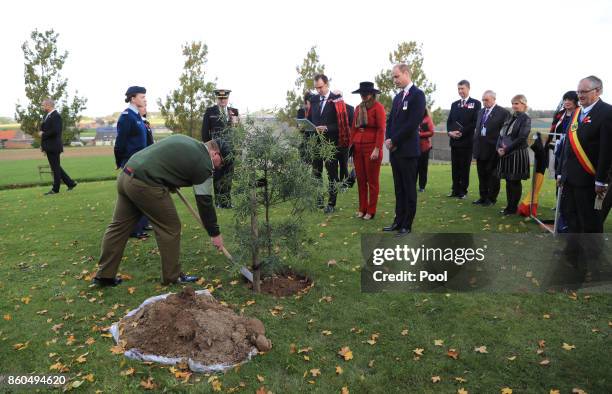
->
<box><xmin>577</xmin><ymin>88</ymin><xmax>599</xmax><ymax>95</ymax></box>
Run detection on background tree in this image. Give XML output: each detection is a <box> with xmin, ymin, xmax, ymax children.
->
<box><xmin>276</xmin><ymin>46</ymin><xmax>325</xmax><ymax>124</ymax></box>
<box><xmin>230</xmin><ymin>119</ymin><xmax>334</xmax><ymax>292</ymax></box>
<box><xmin>158</xmin><ymin>41</ymin><xmax>217</xmax><ymax>139</ymax></box>
<box><xmin>15</xmin><ymin>29</ymin><xmax>87</xmax><ymax>145</ymax></box>
<box><xmin>374</xmin><ymin>41</ymin><xmax>443</xmax><ymax>124</ymax></box>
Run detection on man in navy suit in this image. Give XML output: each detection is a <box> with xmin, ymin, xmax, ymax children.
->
<box><xmin>446</xmin><ymin>80</ymin><xmax>481</xmax><ymax>199</ymax></box>
<box><xmin>39</xmin><ymin>98</ymin><xmax>76</xmax><ymax>195</ymax></box>
<box><xmin>308</xmin><ymin>74</ymin><xmax>346</xmax><ymax>213</ymax></box>
<box><xmin>383</xmin><ymin>64</ymin><xmax>426</xmax><ymax>236</ymax></box>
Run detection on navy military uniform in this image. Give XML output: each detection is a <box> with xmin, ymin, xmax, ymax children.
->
<box><xmin>114</xmin><ymin>86</ymin><xmax>148</xmax><ymax>169</ymax></box>
<box><xmin>201</xmin><ymin>89</ymin><xmax>238</xmax><ymax>208</ymax></box>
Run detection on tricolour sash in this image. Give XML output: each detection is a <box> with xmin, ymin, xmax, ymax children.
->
<box><xmin>567</xmin><ymin>109</ymin><xmax>595</xmax><ymax>176</ymax></box>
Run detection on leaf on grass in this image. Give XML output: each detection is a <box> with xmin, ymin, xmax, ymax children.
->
<box><xmin>327</xmin><ymin>259</ymin><xmax>337</xmax><ymax>267</ymax></box>
<box><xmin>335</xmin><ymin>366</ymin><xmax>343</xmax><ymax>375</ymax></box>
<box><xmin>83</xmin><ymin>374</ymin><xmax>95</xmax><ymax>382</ymax></box>
<box><xmin>246</xmin><ymin>300</ymin><xmax>256</xmax><ymax>306</ymax></box>
<box><xmin>341</xmin><ymin>387</ymin><xmax>349</xmax><ymax>394</ymax></box>
<box><xmin>474</xmin><ymin>345</ymin><xmax>488</xmax><ymax>354</ymax></box>
<box><xmin>434</xmin><ymin>339</ymin><xmax>444</xmax><ymax>346</ymax></box>
<box><xmin>447</xmin><ymin>349</ymin><xmax>459</xmax><ymax>359</ymax></box>
<box><xmin>66</xmin><ymin>335</ymin><xmax>76</xmax><ymax>345</ymax></box>
<box><xmin>21</xmin><ymin>296</ymin><xmax>31</xmax><ymax>304</ymax></box>
<box><xmin>338</xmin><ymin>346</ymin><xmax>353</xmax><ymax>361</ymax></box>
<box><xmin>3</xmin><ymin>314</ymin><xmax>11</xmax><ymax>321</ymax></box>
<box><xmin>538</xmin><ymin>340</ymin><xmax>546</xmax><ymax>349</ymax></box>
<box><xmin>368</xmin><ymin>360</ymin><xmax>375</xmax><ymax>368</ymax></box>
<box><xmin>431</xmin><ymin>376</ymin><xmax>441</xmax><ymax>383</ymax></box>
<box><xmin>298</xmin><ymin>346</ymin><xmax>312</xmax><ymax>354</ymax></box>
<box><xmin>539</xmin><ymin>359</ymin><xmax>550</xmax><ymax>366</ymax></box>
<box><xmin>75</xmin><ymin>353</ymin><xmax>88</xmax><ymax>363</ymax></box>
<box><xmin>309</xmin><ymin>368</ymin><xmax>321</xmax><ymax>377</ymax></box>
<box><xmin>455</xmin><ymin>377</ymin><xmax>467</xmax><ymax>383</ymax></box>
<box><xmin>507</xmin><ymin>355</ymin><xmax>517</xmax><ymax>361</ymax></box>
<box><xmin>458</xmin><ymin>388</ymin><xmax>468</xmax><ymax>394</ymax></box>
<box><xmin>549</xmin><ymin>390</ymin><xmax>560</xmax><ymax>394</ymax></box>
<box><xmin>257</xmin><ymin>375</ymin><xmax>265</xmax><ymax>383</ymax></box>
<box><xmin>572</xmin><ymin>389</ymin><xmax>587</xmax><ymax>394</ymax></box>
<box><xmin>140</xmin><ymin>377</ymin><xmax>156</xmax><ymax>390</ymax></box>
<box><xmin>319</xmin><ymin>296</ymin><xmax>333</xmax><ymax>303</ymax></box>
<box><xmin>120</xmin><ymin>367</ymin><xmax>135</xmax><ymax>376</ymax></box>
<box><xmin>321</xmin><ymin>330</ymin><xmax>332</xmax><ymax>336</ymax></box>
<box><xmin>501</xmin><ymin>388</ymin><xmax>513</xmax><ymax>394</ymax></box>
<box><xmin>110</xmin><ymin>345</ymin><xmax>125</xmax><ymax>355</ymax></box>
<box><xmin>13</xmin><ymin>341</ymin><xmax>29</xmax><ymax>351</ymax></box>
<box><xmin>413</xmin><ymin>348</ymin><xmax>424</xmax><ymax>356</ymax></box>
<box><xmin>401</xmin><ymin>329</ymin><xmax>409</xmax><ymax>336</ymax></box>
<box><xmin>85</xmin><ymin>337</ymin><xmax>96</xmax><ymax>345</ymax></box>
<box><xmin>127</xmin><ymin>287</ymin><xmax>136</xmax><ymax>294</ymax></box>
<box><xmin>543</xmin><ymin>314</ymin><xmax>551</xmax><ymax>319</ymax></box>
<box><xmin>562</xmin><ymin>342</ymin><xmax>576</xmax><ymax>351</ymax></box>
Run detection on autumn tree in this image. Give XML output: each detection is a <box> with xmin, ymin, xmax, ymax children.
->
<box><xmin>276</xmin><ymin>46</ymin><xmax>325</xmax><ymax>124</ymax></box>
<box><xmin>374</xmin><ymin>42</ymin><xmax>443</xmax><ymax>124</ymax></box>
<box><xmin>15</xmin><ymin>29</ymin><xmax>87</xmax><ymax>145</ymax></box>
<box><xmin>158</xmin><ymin>41</ymin><xmax>217</xmax><ymax>139</ymax></box>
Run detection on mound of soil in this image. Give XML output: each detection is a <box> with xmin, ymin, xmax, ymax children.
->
<box><xmin>119</xmin><ymin>287</ymin><xmax>271</xmax><ymax>366</ymax></box>
<box><xmin>254</xmin><ymin>272</ymin><xmax>313</xmax><ymax>297</ymax></box>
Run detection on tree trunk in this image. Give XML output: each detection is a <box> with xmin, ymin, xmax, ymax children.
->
<box><xmin>250</xmin><ymin>189</ymin><xmax>261</xmax><ymax>293</ymax></box>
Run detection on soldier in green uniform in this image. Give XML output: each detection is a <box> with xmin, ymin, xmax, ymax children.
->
<box><xmin>201</xmin><ymin>89</ymin><xmax>239</xmax><ymax>208</ymax></box>
<box><xmin>92</xmin><ymin>134</ymin><xmax>230</xmax><ymax>286</ymax></box>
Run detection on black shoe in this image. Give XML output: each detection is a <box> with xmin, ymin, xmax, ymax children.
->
<box><xmin>67</xmin><ymin>183</ymin><xmax>77</xmax><ymax>191</ymax></box>
<box><xmin>143</xmin><ymin>225</ymin><xmax>153</xmax><ymax>231</ymax></box>
<box><xmin>92</xmin><ymin>276</ymin><xmax>123</xmax><ymax>287</ymax></box>
<box><xmin>396</xmin><ymin>228</ymin><xmax>411</xmax><ymax>237</ymax></box>
<box><xmin>44</xmin><ymin>190</ymin><xmax>57</xmax><ymax>195</ymax></box>
<box><xmin>457</xmin><ymin>194</ymin><xmax>467</xmax><ymax>200</ymax></box>
<box><xmin>418</xmin><ymin>188</ymin><xmax>425</xmax><ymax>193</ymax></box>
<box><xmin>500</xmin><ymin>208</ymin><xmax>514</xmax><ymax>216</ymax></box>
<box><xmin>383</xmin><ymin>223</ymin><xmax>399</xmax><ymax>232</ymax></box>
<box><xmin>473</xmin><ymin>198</ymin><xmax>486</xmax><ymax>205</ymax></box>
<box><xmin>130</xmin><ymin>232</ymin><xmax>150</xmax><ymax>239</ymax></box>
<box><xmin>447</xmin><ymin>192</ymin><xmax>458</xmax><ymax>198</ymax></box>
<box><xmin>323</xmin><ymin>205</ymin><xmax>335</xmax><ymax>214</ymax></box>
<box><xmin>177</xmin><ymin>273</ymin><xmax>200</xmax><ymax>283</ymax></box>
<box><xmin>481</xmin><ymin>199</ymin><xmax>493</xmax><ymax>207</ymax></box>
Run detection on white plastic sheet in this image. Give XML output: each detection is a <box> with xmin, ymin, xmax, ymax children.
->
<box><xmin>110</xmin><ymin>289</ymin><xmax>258</xmax><ymax>372</ymax></box>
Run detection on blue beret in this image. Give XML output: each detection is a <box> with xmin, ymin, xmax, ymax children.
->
<box><xmin>125</xmin><ymin>86</ymin><xmax>146</xmax><ymax>97</ymax></box>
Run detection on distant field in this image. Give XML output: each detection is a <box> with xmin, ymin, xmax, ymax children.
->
<box><xmin>0</xmin><ymin>153</ymin><xmax>116</xmax><ymax>189</ymax></box>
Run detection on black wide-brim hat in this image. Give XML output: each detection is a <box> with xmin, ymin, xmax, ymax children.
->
<box><xmin>352</xmin><ymin>81</ymin><xmax>380</xmax><ymax>95</ymax></box>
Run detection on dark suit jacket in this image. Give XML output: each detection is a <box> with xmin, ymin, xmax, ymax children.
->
<box><xmin>447</xmin><ymin>97</ymin><xmax>481</xmax><ymax>149</ymax></box>
<box><xmin>473</xmin><ymin>105</ymin><xmax>510</xmax><ymax>160</ymax></box>
<box><xmin>385</xmin><ymin>85</ymin><xmax>426</xmax><ymax>158</ymax></box>
<box><xmin>560</xmin><ymin>99</ymin><xmax>612</xmax><ymax>187</ymax></box>
<box><xmin>496</xmin><ymin>112</ymin><xmax>531</xmax><ymax>154</ymax></box>
<box><xmin>201</xmin><ymin>105</ymin><xmax>239</xmax><ymax>142</ymax></box>
<box><xmin>308</xmin><ymin>92</ymin><xmax>341</xmax><ymax>143</ymax></box>
<box><xmin>41</xmin><ymin>110</ymin><xmax>63</xmax><ymax>154</ymax></box>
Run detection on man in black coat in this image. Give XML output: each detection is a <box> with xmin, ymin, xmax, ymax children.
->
<box><xmin>308</xmin><ymin>74</ymin><xmax>347</xmax><ymax>213</ymax></box>
<box><xmin>39</xmin><ymin>98</ymin><xmax>76</xmax><ymax>195</ymax></box>
<box><xmin>559</xmin><ymin>75</ymin><xmax>612</xmax><ymax>233</ymax></box>
<box><xmin>201</xmin><ymin>89</ymin><xmax>239</xmax><ymax>208</ymax></box>
<box><xmin>383</xmin><ymin>64</ymin><xmax>426</xmax><ymax>236</ymax></box>
<box><xmin>472</xmin><ymin>90</ymin><xmax>509</xmax><ymax>206</ymax></box>
<box><xmin>446</xmin><ymin>80</ymin><xmax>481</xmax><ymax>198</ymax></box>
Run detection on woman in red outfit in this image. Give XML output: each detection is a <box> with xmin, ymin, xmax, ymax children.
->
<box><xmin>417</xmin><ymin>108</ymin><xmax>435</xmax><ymax>192</ymax></box>
<box><xmin>350</xmin><ymin>82</ymin><xmax>386</xmax><ymax>220</ymax></box>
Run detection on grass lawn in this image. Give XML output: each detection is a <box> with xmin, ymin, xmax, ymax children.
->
<box><xmin>0</xmin><ymin>164</ymin><xmax>610</xmax><ymax>393</ymax></box>
<box><xmin>0</xmin><ymin>155</ymin><xmax>116</xmax><ymax>189</ymax></box>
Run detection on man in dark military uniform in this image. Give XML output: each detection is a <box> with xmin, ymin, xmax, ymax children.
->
<box><xmin>201</xmin><ymin>89</ymin><xmax>239</xmax><ymax>208</ymax></box>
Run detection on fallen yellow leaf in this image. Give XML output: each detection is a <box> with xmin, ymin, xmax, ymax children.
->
<box><xmin>540</xmin><ymin>359</ymin><xmax>551</xmax><ymax>366</ymax></box>
<box><xmin>127</xmin><ymin>287</ymin><xmax>136</xmax><ymax>294</ymax></box>
<box><xmin>474</xmin><ymin>345</ymin><xmax>488</xmax><ymax>354</ymax></box>
<box><xmin>434</xmin><ymin>339</ymin><xmax>444</xmax><ymax>346</ymax></box>
<box><xmin>413</xmin><ymin>348</ymin><xmax>424</xmax><ymax>356</ymax></box>
<box><xmin>400</xmin><ymin>329</ymin><xmax>409</xmax><ymax>336</ymax></box>
<box><xmin>120</xmin><ymin>367</ymin><xmax>135</xmax><ymax>376</ymax></box>
<box><xmin>335</xmin><ymin>366</ymin><xmax>343</xmax><ymax>375</ymax></box>
<box><xmin>75</xmin><ymin>353</ymin><xmax>88</xmax><ymax>363</ymax></box>
<box><xmin>257</xmin><ymin>375</ymin><xmax>265</xmax><ymax>383</ymax></box>
<box><xmin>338</xmin><ymin>346</ymin><xmax>353</xmax><ymax>361</ymax></box>
<box><xmin>341</xmin><ymin>387</ymin><xmax>349</xmax><ymax>394</ymax></box>
<box><xmin>501</xmin><ymin>388</ymin><xmax>513</xmax><ymax>394</ymax></box>
<box><xmin>310</xmin><ymin>368</ymin><xmax>321</xmax><ymax>377</ymax></box>
<box><xmin>321</xmin><ymin>330</ymin><xmax>332</xmax><ymax>336</ymax></box>
<box><xmin>562</xmin><ymin>342</ymin><xmax>576</xmax><ymax>351</ymax></box>
<box><xmin>140</xmin><ymin>377</ymin><xmax>156</xmax><ymax>390</ymax></box>
<box><xmin>431</xmin><ymin>376</ymin><xmax>441</xmax><ymax>383</ymax></box>
<box><xmin>458</xmin><ymin>388</ymin><xmax>468</xmax><ymax>394</ymax></box>
<box><xmin>447</xmin><ymin>349</ymin><xmax>459</xmax><ymax>360</ymax></box>
<box><xmin>3</xmin><ymin>314</ymin><xmax>11</xmax><ymax>321</ymax></box>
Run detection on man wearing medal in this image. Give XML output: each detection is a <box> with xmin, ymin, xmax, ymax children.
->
<box><xmin>558</xmin><ymin>75</ymin><xmax>612</xmax><ymax>233</ymax></box>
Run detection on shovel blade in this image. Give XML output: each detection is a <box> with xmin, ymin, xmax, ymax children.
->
<box><xmin>240</xmin><ymin>266</ymin><xmax>254</xmax><ymax>283</ymax></box>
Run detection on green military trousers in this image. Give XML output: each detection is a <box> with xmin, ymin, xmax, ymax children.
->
<box><xmin>96</xmin><ymin>171</ymin><xmax>182</xmax><ymax>284</ymax></box>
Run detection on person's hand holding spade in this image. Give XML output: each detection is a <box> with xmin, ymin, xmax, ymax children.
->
<box><xmin>211</xmin><ymin>234</ymin><xmax>224</xmax><ymax>251</ymax></box>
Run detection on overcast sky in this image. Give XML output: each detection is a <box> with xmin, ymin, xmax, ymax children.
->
<box><xmin>2</xmin><ymin>0</ymin><xmax>611</xmax><ymax>117</ymax></box>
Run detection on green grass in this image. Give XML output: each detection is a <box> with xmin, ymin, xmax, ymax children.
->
<box><xmin>0</xmin><ymin>155</ymin><xmax>117</xmax><ymax>189</ymax></box>
<box><xmin>0</xmin><ymin>165</ymin><xmax>610</xmax><ymax>393</ymax></box>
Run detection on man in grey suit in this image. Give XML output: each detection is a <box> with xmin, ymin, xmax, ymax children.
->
<box><xmin>472</xmin><ymin>90</ymin><xmax>510</xmax><ymax>206</ymax></box>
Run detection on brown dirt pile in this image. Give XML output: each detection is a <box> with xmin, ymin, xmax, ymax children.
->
<box><xmin>119</xmin><ymin>287</ymin><xmax>271</xmax><ymax>366</ymax></box>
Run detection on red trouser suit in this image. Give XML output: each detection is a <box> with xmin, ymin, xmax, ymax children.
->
<box><xmin>351</xmin><ymin>102</ymin><xmax>386</xmax><ymax>216</ymax></box>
